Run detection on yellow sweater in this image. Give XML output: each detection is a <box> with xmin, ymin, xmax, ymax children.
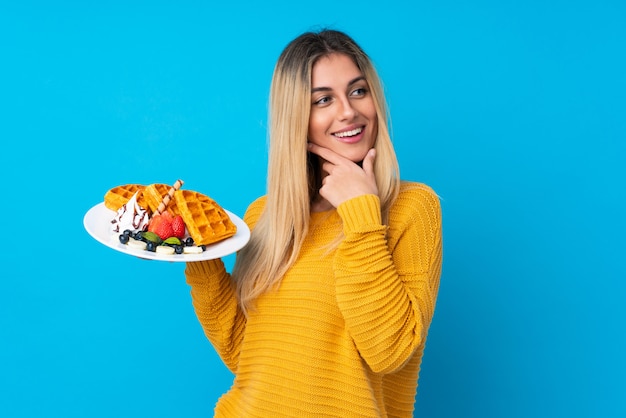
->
<box><xmin>185</xmin><ymin>182</ymin><xmax>442</xmax><ymax>417</ymax></box>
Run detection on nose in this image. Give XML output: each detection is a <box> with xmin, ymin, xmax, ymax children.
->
<box><xmin>337</xmin><ymin>96</ymin><xmax>357</xmax><ymax>121</ymax></box>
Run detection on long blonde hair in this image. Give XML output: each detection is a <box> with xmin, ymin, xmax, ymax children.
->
<box><xmin>232</xmin><ymin>29</ymin><xmax>400</xmax><ymax>313</ymax></box>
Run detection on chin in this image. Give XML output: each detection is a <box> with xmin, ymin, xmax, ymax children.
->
<box><xmin>345</xmin><ymin>149</ymin><xmax>370</xmax><ymax>163</ymax></box>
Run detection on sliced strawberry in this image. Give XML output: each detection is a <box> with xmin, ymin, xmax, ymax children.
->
<box><xmin>171</xmin><ymin>215</ymin><xmax>186</xmax><ymax>239</ymax></box>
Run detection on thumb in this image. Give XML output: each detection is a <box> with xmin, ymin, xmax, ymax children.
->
<box><xmin>362</xmin><ymin>148</ymin><xmax>376</xmax><ymax>175</ymax></box>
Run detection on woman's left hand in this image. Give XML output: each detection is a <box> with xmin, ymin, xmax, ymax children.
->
<box><xmin>308</xmin><ymin>143</ymin><xmax>379</xmax><ymax>208</ymax></box>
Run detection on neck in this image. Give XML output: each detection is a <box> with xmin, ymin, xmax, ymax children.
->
<box><xmin>311</xmin><ymin>197</ymin><xmax>334</xmax><ymax>213</ymax></box>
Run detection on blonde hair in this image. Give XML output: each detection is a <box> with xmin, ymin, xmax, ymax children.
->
<box><xmin>232</xmin><ymin>29</ymin><xmax>400</xmax><ymax>314</ymax></box>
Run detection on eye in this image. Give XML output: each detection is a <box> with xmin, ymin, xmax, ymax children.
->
<box><xmin>313</xmin><ymin>96</ymin><xmax>332</xmax><ymax>106</ymax></box>
<box><xmin>350</xmin><ymin>87</ymin><xmax>368</xmax><ymax>97</ymax></box>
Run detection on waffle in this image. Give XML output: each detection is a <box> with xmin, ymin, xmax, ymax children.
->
<box><xmin>104</xmin><ymin>184</ymin><xmax>148</xmax><ymax>211</ymax></box>
<box><xmin>143</xmin><ymin>183</ymin><xmax>181</xmax><ymax>216</ymax></box>
<box><xmin>174</xmin><ymin>189</ymin><xmax>237</xmax><ymax>246</ymax></box>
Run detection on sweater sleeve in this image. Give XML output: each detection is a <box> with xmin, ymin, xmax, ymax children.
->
<box><xmin>184</xmin><ymin>197</ymin><xmax>266</xmax><ymax>372</ymax></box>
<box><xmin>185</xmin><ymin>258</ymin><xmax>245</xmax><ymax>372</ymax></box>
<box><xmin>334</xmin><ymin>184</ymin><xmax>442</xmax><ymax>374</ymax></box>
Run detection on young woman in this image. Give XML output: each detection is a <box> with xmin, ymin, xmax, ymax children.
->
<box><xmin>185</xmin><ymin>29</ymin><xmax>443</xmax><ymax>417</ymax></box>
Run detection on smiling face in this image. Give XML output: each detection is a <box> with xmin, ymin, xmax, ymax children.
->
<box><xmin>308</xmin><ymin>53</ymin><xmax>378</xmax><ymax>163</ymax></box>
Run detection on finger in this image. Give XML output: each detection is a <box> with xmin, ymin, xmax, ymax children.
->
<box><xmin>322</xmin><ymin>161</ymin><xmax>335</xmax><ymax>175</ymax></box>
<box><xmin>362</xmin><ymin>148</ymin><xmax>376</xmax><ymax>175</ymax></box>
<box><xmin>307</xmin><ymin>142</ymin><xmax>348</xmax><ymax>165</ymax></box>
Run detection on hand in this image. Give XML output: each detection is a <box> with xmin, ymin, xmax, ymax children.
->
<box><xmin>307</xmin><ymin>143</ymin><xmax>378</xmax><ymax>208</ymax></box>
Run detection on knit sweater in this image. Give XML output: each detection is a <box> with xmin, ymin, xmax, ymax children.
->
<box><xmin>185</xmin><ymin>181</ymin><xmax>442</xmax><ymax>418</ymax></box>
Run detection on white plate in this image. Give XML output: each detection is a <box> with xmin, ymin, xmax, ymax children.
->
<box><xmin>83</xmin><ymin>202</ymin><xmax>250</xmax><ymax>262</ymax></box>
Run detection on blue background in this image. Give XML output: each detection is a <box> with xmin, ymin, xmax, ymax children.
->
<box><xmin>1</xmin><ymin>1</ymin><xmax>625</xmax><ymax>417</ymax></box>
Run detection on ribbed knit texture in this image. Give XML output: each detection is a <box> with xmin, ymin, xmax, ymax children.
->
<box><xmin>185</xmin><ymin>181</ymin><xmax>442</xmax><ymax>417</ymax></box>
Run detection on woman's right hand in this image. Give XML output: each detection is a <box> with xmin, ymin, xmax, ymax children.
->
<box><xmin>308</xmin><ymin>143</ymin><xmax>378</xmax><ymax>209</ymax></box>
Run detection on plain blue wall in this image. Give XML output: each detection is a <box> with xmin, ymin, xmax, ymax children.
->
<box><xmin>1</xmin><ymin>1</ymin><xmax>624</xmax><ymax>417</ymax></box>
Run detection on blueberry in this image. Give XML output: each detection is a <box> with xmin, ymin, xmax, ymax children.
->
<box><xmin>175</xmin><ymin>245</ymin><xmax>184</xmax><ymax>254</ymax></box>
<box><xmin>185</xmin><ymin>237</ymin><xmax>194</xmax><ymax>246</ymax></box>
<box><xmin>146</xmin><ymin>241</ymin><xmax>156</xmax><ymax>252</ymax></box>
<box><xmin>119</xmin><ymin>234</ymin><xmax>129</xmax><ymax>244</ymax></box>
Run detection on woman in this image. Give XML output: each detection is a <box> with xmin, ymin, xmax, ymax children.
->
<box><xmin>185</xmin><ymin>29</ymin><xmax>442</xmax><ymax>417</ymax></box>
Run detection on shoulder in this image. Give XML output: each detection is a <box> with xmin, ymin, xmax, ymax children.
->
<box><xmin>395</xmin><ymin>181</ymin><xmax>441</xmax><ymax>218</ymax></box>
<box><xmin>389</xmin><ymin>181</ymin><xmax>442</xmax><ymax>235</ymax></box>
<box><xmin>243</xmin><ymin>196</ymin><xmax>267</xmax><ymax>229</ymax></box>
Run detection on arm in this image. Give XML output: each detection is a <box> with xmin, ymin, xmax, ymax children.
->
<box><xmin>185</xmin><ymin>259</ymin><xmax>246</xmax><ymax>372</ymax></box>
<box><xmin>184</xmin><ymin>197</ymin><xmax>266</xmax><ymax>371</ymax></box>
<box><xmin>333</xmin><ymin>185</ymin><xmax>442</xmax><ymax>374</ymax></box>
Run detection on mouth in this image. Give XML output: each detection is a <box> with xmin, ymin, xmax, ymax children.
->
<box><xmin>332</xmin><ymin>126</ymin><xmax>364</xmax><ymax>141</ymax></box>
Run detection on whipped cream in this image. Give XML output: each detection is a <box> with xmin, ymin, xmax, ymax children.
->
<box><xmin>110</xmin><ymin>192</ymin><xmax>150</xmax><ymax>234</ymax></box>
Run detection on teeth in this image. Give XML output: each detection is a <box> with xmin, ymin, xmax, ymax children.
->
<box><xmin>334</xmin><ymin>127</ymin><xmax>362</xmax><ymax>138</ymax></box>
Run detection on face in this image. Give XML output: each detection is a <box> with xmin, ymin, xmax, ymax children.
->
<box><xmin>308</xmin><ymin>53</ymin><xmax>377</xmax><ymax>163</ymax></box>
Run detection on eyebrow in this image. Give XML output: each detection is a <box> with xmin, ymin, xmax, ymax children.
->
<box><xmin>311</xmin><ymin>76</ymin><xmax>366</xmax><ymax>93</ymax></box>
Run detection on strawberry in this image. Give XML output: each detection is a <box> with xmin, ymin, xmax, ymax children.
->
<box><xmin>154</xmin><ymin>220</ymin><xmax>174</xmax><ymax>240</ymax></box>
<box><xmin>149</xmin><ymin>212</ymin><xmax>175</xmax><ymax>240</ymax></box>
<box><xmin>171</xmin><ymin>215</ymin><xmax>186</xmax><ymax>239</ymax></box>
<box><xmin>148</xmin><ymin>215</ymin><xmax>161</xmax><ymax>233</ymax></box>
<box><xmin>161</xmin><ymin>211</ymin><xmax>174</xmax><ymax>222</ymax></box>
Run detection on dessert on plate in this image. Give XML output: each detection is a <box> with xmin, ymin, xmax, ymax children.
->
<box><xmin>104</xmin><ymin>180</ymin><xmax>237</xmax><ymax>255</ymax></box>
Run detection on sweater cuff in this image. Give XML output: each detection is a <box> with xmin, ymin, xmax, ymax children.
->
<box><xmin>337</xmin><ymin>194</ymin><xmax>382</xmax><ymax>233</ymax></box>
<box><xmin>185</xmin><ymin>259</ymin><xmax>225</xmax><ymax>281</ymax></box>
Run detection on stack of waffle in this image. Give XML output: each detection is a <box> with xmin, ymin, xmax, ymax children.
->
<box><xmin>104</xmin><ymin>183</ymin><xmax>237</xmax><ymax>246</ymax></box>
